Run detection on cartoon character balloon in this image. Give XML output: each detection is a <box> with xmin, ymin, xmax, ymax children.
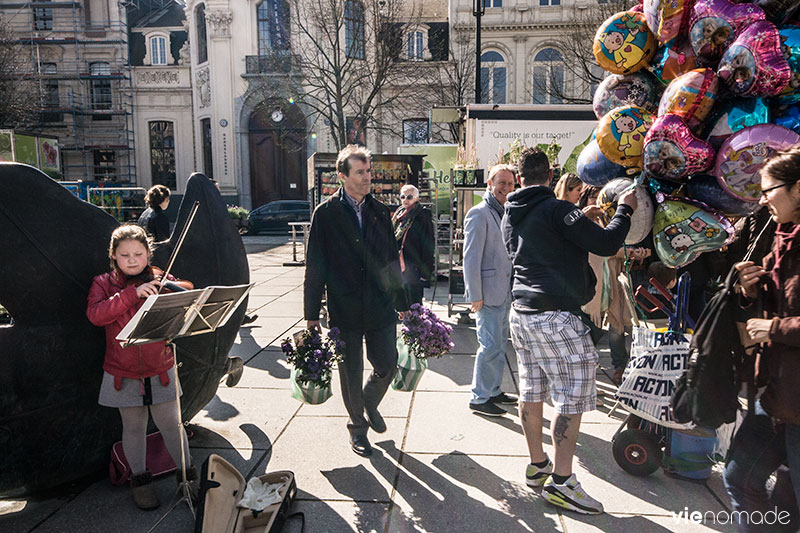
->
<box><xmin>717</xmin><ymin>21</ymin><xmax>790</xmax><ymax>97</ymax></box>
<box><xmin>658</xmin><ymin>68</ymin><xmax>719</xmax><ymax>133</ymax></box>
<box><xmin>650</xmin><ymin>39</ymin><xmax>699</xmax><ymax>84</ymax></box>
<box><xmin>597</xmin><ymin>178</ymin><xmax>656</xmax><ymax>244</ymax></box>
<box><xmin>689</xmin><ymin>0</ymin><xmax>765</xmax><ymax>65</ymax></box>
<box><xmin>643</xmin><ymin>114</ymin><xmax>715</xmax><ymax>181</ymax></box>
<box><xmin>576</xmin><ymin>139</ymin><xmax>633</xmax><ymax>186</ymax></box>
<box><xmin>715</xmin><ymin>124</ymin><xmax>800</xmax><ymax>201</ymax></box>
<box><xmin>643</xmin><ymin>0</ymin><xmax>694</xmax><ymax>44</ymax></box>
<box><xmin>686</xmin><ymin>173</ymin><xmax>758</xmax><ymax>216</ymax></box>
<box><xmin>652</xmin><ymin>195</ymin><xmax>735</xmax><ymax>267</ymax></box>
<box><xmin>597</xmin><ymin>105</ymin><xmax>656</xmax><ymax>168</ymax></box>
<box><xmin>593</xmin><ymin>72</ymin><xmax>659</xmax><ymax>119</ymax></box>
<box><xmin>704</xmin><ymin>98</ymin><xmax>771</xmax><ymax>149</ymax></box>
<box><xmin>594</xmin><ymin>11</ymin><xmax>657</xmax><ymax>75</ymax></box>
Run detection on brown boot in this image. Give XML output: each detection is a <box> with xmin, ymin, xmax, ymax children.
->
<box><xmin>130</xmin><ymin>470</ymin><xmax>159</xmax><ymax>511</ymax></box>
<box><xmin>177</xmin><ymin>465</ymin><xmax>200</xmax><ymax>504</ymax></box>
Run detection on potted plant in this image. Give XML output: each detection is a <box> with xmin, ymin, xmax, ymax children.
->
<box><xmin>392</xmin><ymin>304</ymin><xmax>454</xmax><ymax>391</ymax></box>
<box><xmin>227</xmin><ymin>205</ymin><xmax>250</xmax><ymax>234</ymax></box>
<box><xmin>281</xmin><ymin>328</ymin><xmax>345</xmax><ymax>404</ymax></box>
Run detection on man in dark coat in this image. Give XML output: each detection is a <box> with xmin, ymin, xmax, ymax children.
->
<box><xmin>304</xmin><ymin>145</ymin><xmax>410</xmax><ymax>457</ymax></box>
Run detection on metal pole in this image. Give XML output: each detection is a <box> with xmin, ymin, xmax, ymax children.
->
<box><xmin>474</xmin><ymin>0</ymin><xmax>484</xmax><ymax>103</ymax></box>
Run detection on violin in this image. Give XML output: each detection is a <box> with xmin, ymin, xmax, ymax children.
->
<box><xmin>126</xmin><ymin>265</ymin><xmax>194</xmax><ymax>293</ymax></box>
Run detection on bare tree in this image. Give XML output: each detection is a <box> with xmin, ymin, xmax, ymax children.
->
<box><xmin>250</xmin><ymin>0</ymin><xmax>430</xmax><ymax>151</ymax></box>
<box><xmin>0</xmin><ymin>16</ymin><xmax>39</xmax><ymax>128</ymax></box>
<box><xmin>424</xmin><ymin>33</ymin><xmax>474</xmax><ymax>144</ymax></box>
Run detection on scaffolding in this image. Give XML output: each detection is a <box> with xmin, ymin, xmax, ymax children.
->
<box><xmin>1</xmin><ymin>1</ymin><xmax>136</xmax><ymax>184</ymax></box>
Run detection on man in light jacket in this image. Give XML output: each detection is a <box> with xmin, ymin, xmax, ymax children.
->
<box><xmin>463</xmin><ymin>164</ymin><xmax>517</xmax><ymax>417</ymax></box>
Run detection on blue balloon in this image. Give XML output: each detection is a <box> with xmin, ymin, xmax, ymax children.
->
<box><xmin>774</xmin><ymin>102</ymin><xmax>800</xmax><ymax>134</ymax></box>
<box><xmin>686</xmin><ymin>173</ymin><xmax>757</xmax><ymax>216</ymax></box>
<box><xmin>704</xmin><ymin>98</ymin><xmax>771</xmax><ymax>149</ymax></box>
<box><xmin>577</xmin><ymin>139</ymin><xmax>633</xmax><ymax>186</ymax></box>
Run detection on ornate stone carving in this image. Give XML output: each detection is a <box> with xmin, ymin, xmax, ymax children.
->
<box><xmin>137</xmin><ymin>70</ymin><xmax>180</xmax><ymax>85</ymax></box>
<box><xmin>196</xmin><ymin>67</ymin><xmax>211</xmax><ymax>108</ymax></box>
<box><xmin>206</xmin><ymin>10</ymin><xmax>232</xmax><ymax>38</ymax></box>
<box><xmin>178</xmin><ymin>41</ymin><xmax>191</xmax><ymax>66</ymax></box>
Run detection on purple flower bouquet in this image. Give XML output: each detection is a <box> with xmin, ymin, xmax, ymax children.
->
<box><xmin>281</xmin><ymin>328</ymin><xmax>345</xmax><ymax>404</ymax></box>
<box><xmin>392</xmin><ymin>304</ymin><xmax>454</xmax><ymax>391</ymax></box>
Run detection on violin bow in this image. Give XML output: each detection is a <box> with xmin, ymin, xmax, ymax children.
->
<box><xmin>157</xmin><ymin>200</ymin><xmax>200</xmax><ymax>294</ymax></box>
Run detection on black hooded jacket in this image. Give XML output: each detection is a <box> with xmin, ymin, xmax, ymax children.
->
<box><xmin>502</xmin><ymin>186</ymin><xmax>633</xmax><ymax>313</ymax></box>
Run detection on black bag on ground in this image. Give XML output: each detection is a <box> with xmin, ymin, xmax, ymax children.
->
<box><xmin>671</xmin><ymin>265</ymin><xmax>749</xmax><ymax>429</ymax></box>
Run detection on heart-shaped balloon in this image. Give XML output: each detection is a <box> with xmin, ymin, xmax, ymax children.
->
<box><xmin>690</xmin><ymin>0</ymin><xmax>765</xmax><ymax>65</ymax></box>
<box><xmin>718</xmin><ymin>20</ymin><xmax>791</xmax><ymax>96</ymax></box>
<box><xmin>576</xmin><ymin>139</ymin><xmax>635</xmax><ymax>186</ymax></box>
<box><xmin>593</xmin><ymin>71</ymin><xmax>660</xmax><ymax>119</ymax></box>
<box><xmin>644</xmin><ymin>0</ymin><xmax>695</xmax><ymax>44</ymax></box>
<box><xmin>652</xmin><ymin>195</ymin><xmax>735</xmax><ymax>267</ymax></box>
<box><xmin>658</xmin><ymin>68</ymin><xmax>719</xmax><ymax>133</ymax></box>
<box><xmin>715</xmin><ymin>123</ymin><xmax>800</xmax><ymax>201</ymax></box>
<box><xmin>597</xmin><ymin>105</ymin><xmax>656</xmax><ymax>168</ymax></box>
<box><xmin>686</xmin><ymin>173</ymin><xmax>759</xmax><ymax>216</ymax></box>
<box><xmin>594</xmin><ymin>11</ymin><xmax>657</xmax><ymax>75</ymax></box>
<box><xmin>649</xmin><ymin>38</ymin><xmax>699</xmax><ymax>84</ymax></box>
<box><xmin>704</xmin><ymin>97</ymin><xmax>771</xmax><ymax>149</ymax></box>
<box><xmin>643</xmin><ymin>113</ymin><xmax>715</xmax><ymax>181</ymax></box>
<box><xmin>597</xmin><ymin>178</ymin><xmax>657</xmax><ymax>244</ymax></box>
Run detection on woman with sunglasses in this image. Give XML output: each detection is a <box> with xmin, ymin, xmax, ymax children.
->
<box><xmin>726</xmin><ymin>148</ymin><xmax>800</xmax><ymax>532</ymax></box>
<box><xmin>391</xmin><ymin>185</ymin><xmax>435</xmax><ymax>305</ymax></box>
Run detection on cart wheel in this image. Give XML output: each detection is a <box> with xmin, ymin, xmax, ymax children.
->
<box><xmin>612</xmin><ymin>429</ymin><xmax>663</xmax><ymax>477</ymax></box>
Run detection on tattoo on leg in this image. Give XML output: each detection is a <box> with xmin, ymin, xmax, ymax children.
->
<box><xmin>554</xmin><ymin>415</ymin><xmax>571</xmax><ymax>448</ymax></box>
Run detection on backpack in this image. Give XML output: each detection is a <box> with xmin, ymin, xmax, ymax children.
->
<box><xmin>671</xmin><ymin>265</ymin><xmax>750</xmax><ymax>429</ymax></box>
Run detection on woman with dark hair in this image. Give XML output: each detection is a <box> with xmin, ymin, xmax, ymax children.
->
<box><xmin>392</xmin><ymin>184</ymin><xmax>435</xmax><ymax>305</ymax></box>
<box><xmin>137</xmin><ymin>185</ymin><xmax>171</xmax><ymax>242</ymax></box>
<box><xmin>726</xmin><ymin>147</ymin><xmax>800</xmax><ymax>532</ymax></box>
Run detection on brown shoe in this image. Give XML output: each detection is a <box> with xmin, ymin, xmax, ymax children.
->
<box><xmin>130</xmin><ymin>470</ymin><xmax>159</xmax><ymax>511</ymax></box>
<box><xmin>612</xmin><ymin>368</ymin><xmax>625</xmax><ymax>387</ymax></box>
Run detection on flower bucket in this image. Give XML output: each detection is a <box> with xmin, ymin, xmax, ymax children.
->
<box><xmin>290</xmin><ymin>367</ymin><xmax>333</xmax><ymax>405</ymax></box>
<box><xmin>391</xmin><ymin>338</ymin><xmax>428</xmax><ymax>392</ymax></box>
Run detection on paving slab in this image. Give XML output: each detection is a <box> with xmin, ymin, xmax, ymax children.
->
<box><xmin>387</xmin><ymin>451</ymin><xmax>563</xmax><ymax>533</ymax></box>
<box><xmin>282</xmin><ymin>500</ymin><xmax>389</xmax><ymax>533</ymax></box>
<box><xmin>419</xmin><ymin>351</ymin><xmax>517</xmax><ymax>393</ymax></box>
<box><xmin>257</xmin><ymin>299</ymin><xmax>304</xmax><ymax>318</ymax></box>
<box><xmin>265</xmin><ymin>417</ymin><xmax>405</xmax><ymax>502</ymax></box>
<box><xmin>560</xmin><ymin>512</ymin><xmax>733</xmax><ymax>532</ymax></box>
<box><xmin>234</xmin><ymin>349</ymin><xmax>292</xmax><ymax>388</ymax></box>
<box><xmin>0</xmin><ymin>495</ymin><xmax>73</xmax><ymax>533</ymax></box>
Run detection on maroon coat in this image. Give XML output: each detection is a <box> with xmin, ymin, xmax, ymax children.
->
<box><xmin>761</xmin><ymin>223</ymin><xmax>800</xmax><ymax>424</ymax></box>
<box><xmin>86</xmin><ymin>271</ymin><xmax>173</xmax><ymax>387</ymax></box>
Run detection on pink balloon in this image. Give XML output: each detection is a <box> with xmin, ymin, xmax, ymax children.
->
<box><xmin>714</xmin><ymin>124</ymin><xmax>800</xmax><ymax>202</ymax></box>
<box><xmin>690</xmin><ymin>0</ymin><xmax>766</xmax><ymax>65</ymax></box>
<box><xmin>717</xmin><ymin>20</ymin><xmax>791</xmax><ymax>96</ymax></box>
<box><xmin>643</xmin><ymin>114</ymin><xmax>715</xmax><ymax>181</ymax></box>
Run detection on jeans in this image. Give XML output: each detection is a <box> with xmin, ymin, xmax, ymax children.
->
<box><xmin>470</xmin><ymin>296</ymin><xmax>511</xmax><ymax>404</ymax></box>
<box><xmin>608</xmin><ymin>326</ymin><xmax>631</xmax><ymax>370</ymax></box>
<box><xmin>724</xmin><ymin>401</ymin><xmax>800</xmax><ymax>532</ymax></box>
<box><xmin>338</xmin><ymin>324</ymin><xmax>398</xmax><ymax>438</ymax></box>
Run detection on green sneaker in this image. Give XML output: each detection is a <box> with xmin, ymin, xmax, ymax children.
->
<box><xmin>542</xmin><ymin>473</ymin><xmax>604</xmax><ymax>514</ymax></box>
<box><xmin>525</xmin><ymin>459</ymin><xmax>553</xmax><ymax>488</ymax></box>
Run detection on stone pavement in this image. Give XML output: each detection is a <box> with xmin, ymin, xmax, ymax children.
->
<box><xmin>0</xmin><ymin>236</ymin><xmax>735</xmax><ymax>532</ymax></box>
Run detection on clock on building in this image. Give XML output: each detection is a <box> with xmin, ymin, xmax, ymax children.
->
<box><xmin>271</xmin><ymin>109</ymin><xmax>284</xmax><ymax>122</ymax></box>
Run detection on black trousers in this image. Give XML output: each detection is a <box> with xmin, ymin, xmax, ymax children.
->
<box><xmin>338</xmin><ymin>323</ymin><xmax>398</xmax><ymax>437</ymax></box>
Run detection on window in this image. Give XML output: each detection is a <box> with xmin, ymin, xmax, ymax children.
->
<box><xmin>93</xmin><ymin>150</ymin><xmax>116</xmax><ymax>181</ymax></box>
<box><xmin>539</xmin><ymin>0</ymin><xmax>560</xmax><ymax>5</ymax></box>
<box><xmin>149</xmin><ymin>121</ymin><xmax>176</xmax><ymax>189</ymax></box>
<box><xmin>33</xmin><ymin>1</ymin><xmax>53</xmax><ymax>31</ymax></box>
<box><xmin>201</xmin><ymin>118</ymin><xmax>213</xmax><ymax>178</ymax></box>
<box><xmin>532</xmin><ymin>48</ymin><xmax>564</xmax><ymax>104</ymax></box>
<box><xmin>480</xmin><ymin>51</ymin><xmax>506</xmax><ymax>104</ymax></box>
<box><xmin>483</xmin><ymin>0</ymin><xmax>502</xmax><ymax>6</ymax></box>
<box><xmin>40</xmin><ymin>63</ymin><xmax>61</xmax><ymax>122</ymax></box>
<box><xmin>403</xmin><ymin>119</ymin><xmax>428</xmax><ymax>144</ymax></box>
<box><xmin>90</xmin><ymin>62</ymin><xmax>112</xmax><ymax>120</ymax></box>
<box><xmin>257</xmin><ymin>0</ymin><xmax>290</xmax><ymax>55</ymax></box>
<box><xmin>196</xmin><ymin>5</ymin><xmax>208</xmax><ymax>64</ymax></box>
<box><xmin>407</xmin><ymin>31</ymin><xmax>423</xmax><ymax>60</ymax></box>
<box><xmin>345</xmin><ymin>1</ymin><xmax>365</xmax><ymax>60</ymax></box>
<box><xmin>150</xmin><ymin>36</ymin><xmax>168</xmax><ymax>65</ymax></box>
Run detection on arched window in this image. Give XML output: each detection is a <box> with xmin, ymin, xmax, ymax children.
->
<box><xmin>257</xmin><ymin>0</ymin><xmax>290</xmax><ymax>55</ymax></box>
<box><xmin>345</xmin><ymin>1</ymin><xmax>365</xmax><ymax>59</ymax></box>
<box><xmin>150</xmin><ymin>121</ymin><xmax>176</xmax><ymax>189</ymax></box>
<box><xmin>196</xmin><ymin>4</ymin><xmax>208</xmax><ymax>64</ymax></box>
<box><xmin>150</xmin><ymin>36</ymin><xmax>167</xmax><ymax>65</ymax></box>
<box><xmin>480</xmin><ymin>51</ymin><xmax>506</xmax><ymax>104</ymax></box>
<box><xmin>532</xmin><ymin>48</ymin><xmax>564</xmax><ymax>104</ymax></box>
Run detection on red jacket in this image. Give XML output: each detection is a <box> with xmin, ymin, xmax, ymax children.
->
<box><xmin>86</xmin><ymin>271</ymin><xmax>173</xmax><ymax>387</ymax></box>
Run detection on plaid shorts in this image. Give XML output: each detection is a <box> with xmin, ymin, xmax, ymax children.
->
<box><xmin>509</xmin><ymin>309</ymin><xmax>598</xmax><ymax>415</ymax></box>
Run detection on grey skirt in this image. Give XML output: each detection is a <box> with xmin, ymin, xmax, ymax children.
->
<box><xmin>98</xmin><ymin>368</ymin><xmax>182</xmax><ymax>408</ymax></box>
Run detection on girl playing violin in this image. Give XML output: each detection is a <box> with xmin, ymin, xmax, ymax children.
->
<box><xmin>86</xmin><ymin>224</ymin><xmax>195</xmax><ymax>511</ymax></box>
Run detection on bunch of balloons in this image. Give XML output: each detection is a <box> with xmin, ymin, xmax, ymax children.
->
<box><xmin>576</xmin><ymin>0</ymin><xmax>800</xmax><ymax>267</ymax></box>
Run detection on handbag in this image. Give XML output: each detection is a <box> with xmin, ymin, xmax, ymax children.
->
<box><xmin>108</xmin><ymin>431</ymin><xmax>177</xmax><ymax>486</ymax></box>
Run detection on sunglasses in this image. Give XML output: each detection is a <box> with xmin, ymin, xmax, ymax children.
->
<box><xmin>400</xmin><ymin>194</ymin><xmax>416</xmax><ymax>200</ymax></box>
<box><xmin>760</xmin><ymin>182</ymin><xmax>791</xmax><ymax>198</ymax></box>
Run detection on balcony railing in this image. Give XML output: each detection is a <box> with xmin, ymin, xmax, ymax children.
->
<box><xmin>245</xmin><ymin>51</ymin><xmax>298</xmax><ymax>75</ymax></box>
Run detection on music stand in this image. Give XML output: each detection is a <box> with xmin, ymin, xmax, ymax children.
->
<box><xmin>116</xmin><ymin>283</ymin><xmax>252</xmax><ymax>531</ymax></box>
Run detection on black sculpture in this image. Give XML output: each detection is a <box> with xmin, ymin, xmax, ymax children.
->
<box><xmin>0</xmin><ymin>165</ymin><xmax>248</xmax><ymax>496</ymax></box>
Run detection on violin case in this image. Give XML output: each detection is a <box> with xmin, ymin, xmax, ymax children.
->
<box><xmin>194</xmin><ymin>454</ymin><xmax>299</xmax><ymax>533</ymax></box>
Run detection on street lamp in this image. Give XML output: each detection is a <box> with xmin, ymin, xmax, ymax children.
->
<box><xmin>474</xmin><ymin>0</ymin><xmax>484</xmax><ymax>104</ymax></box>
